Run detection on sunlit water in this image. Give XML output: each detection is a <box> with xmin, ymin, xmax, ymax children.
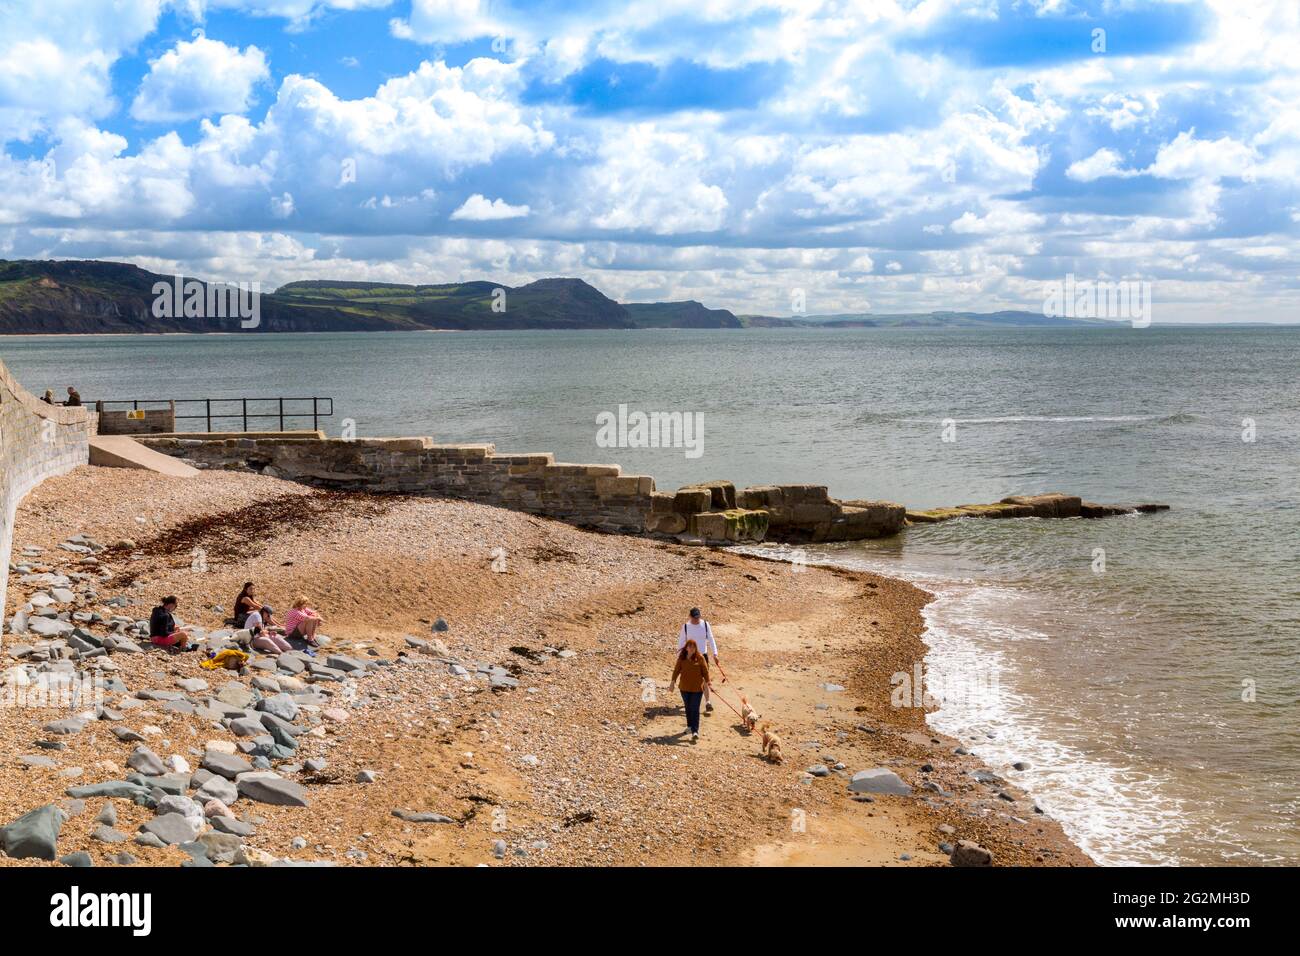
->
<box><xmin>5</xmin><ymin>326</ymin><xmax>1298</xmax><ymax>864</ymax></box>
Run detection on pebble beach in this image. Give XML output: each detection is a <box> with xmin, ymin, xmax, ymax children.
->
<box><xmin>1</xmin><ymin>465</ymin><xmax>1092</xmax><ymax>867</ymax></box>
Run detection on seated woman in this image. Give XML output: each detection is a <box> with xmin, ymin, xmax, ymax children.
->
<box><xmin>149</xmin><ymin>596</ymin><xmax>194</xmax><ymax>651</ymax></box>
<box><xmin>281</xmin><ymin>597</ymin><xmax>323</xmax><ymax>648</ymax></box>
<box><xmin>243</xmin><ymin>605</ymin><xmax>292</xmax><ymax>654</ymax></box>
<box><xmin>232</xmin><ymin>581</ymin><xmax>261</xmax><ymax>628</ymax></box>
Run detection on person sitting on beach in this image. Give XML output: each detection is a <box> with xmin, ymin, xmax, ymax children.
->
<box><xmin>677</xmin><ymin>607</ymin><xmax>721</xmax><ymax>715</ymax></box>
<box><xmin>669</xmin><ymin>638</ymin><xmax>711</xmax><ymax>744</ymax></box>
<box><xmin>233</xmin><ymin>581</ymin><xmax>261</xmax><ymax>628</ymax></box>
<box><xmin>149</xmin><ymin>596</ymin><xmax>195</xmax><ymax>651</ymax></box>
<box><xmin>64</xmin><ymin>386</ymin><xmax>81</xmax><ymax>407</ymax></box>
<box><xmin>41</xmin><ymin>389</ymin><xmax>55</xmax><ymax>404</ymax></box>
<box><xmin>243</xmin><ymin>605</ymin><xmax>292</xmax><ymax>654</ymax></box>
<box><xmin>282</xmin><ymin>596</ymin><xmax>322</xmax><ymax>648</ymax></box>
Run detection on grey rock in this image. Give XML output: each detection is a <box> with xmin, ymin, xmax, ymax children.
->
<box><xmin>66</xmin><ymin>781</ymin><xmax>151</xmax><ymax>801</ymax></box>
<box><xmin>257</xmin><ymin>693</ymin><xmax>299</xmax><ymax>722</ymax></box>
<box><xmin>202</xmin><ymin>751</ymin><xmax>253</xmax><ymax>780</ymax></box>
<box><xmin>195</xmin><ymin>776</ymin><xmax>239</xmax><ymax>806</ymax></box>
<box><xmin>848</xmin><ymin>768</ymin><xmax>912</xmax><ymax>796</ymax></box>
<box><xmin>805</xmin><ymin>765</ymin><xmax>830</xmax><ymax>777</ymax></box>
<box><xmin>1</xmin><ymin>804</ymin><xmax>66</xmax><ymax>860</ymax></box>
<box><xmin>111</xmin><ymin>726</ymin><xmax>145</xmax><ymax>743</ymax></box>
<box><xmin>93</xmin><ymin>824</ymin><xmax>128</xmax><ymax>844</ymax></box>
<box><xmin>176</xmin><ymin>678</ymin><xmax>209</xmax><ymax>693</ymax></box>
<box><xmin>111</xmin><ymin>852</ymin><xmax>137</xmax><ymax>865</ymax></box>
<box><xmin>135</xmin><ymin>831</ymin><xmax>166</xmax><ymax>849</ymax></box>
<box><xmin>140</xmin><ymin>812</ymin><xmax>199</xmax><ymax>846</ymax></box>
<box><xmin>197</xmin><ymin>831</ymin><xmax>243</xmax><ymax>864</ymax></box>
<box><xmin>20</xmin><ymin>755</ymin><xmax>58</xmax><ymax>769</ymax></box>
<box><xmin>355</xmin><ymin>770</ymin><xmax>377</xmax><ymax>783</ymax></box>
<box><xmin>126</xmin><ymin>745</ymin><xmax>167</xmax><ymax>776</ymax></box>
<box><xmin>59</xmin><ymin>851</ymin><xmax>94</xmax><ymax>867</ymax></box>
<box><xmin>392</xmin><ymin>809</ymin><xmax>454</xmax><ymax>823</ymax></box>
<box><xmin>211</xmin><ymin>816</ymin><xmax>254</xmax><ymax>837</ymax></box>
<box><xmin>96</xmin><ymin>802</ymin><xmax>118</xmax><ymax>826</ymax></box>
<box><xmin>237</xmin><ymin>776</ymin><xmax>309</xmax><ymax>807</ymax></box>
<box><xmin>42</xmin><ymin>717</ymin><xmax>86</xmax><ymax>735</ymax></box>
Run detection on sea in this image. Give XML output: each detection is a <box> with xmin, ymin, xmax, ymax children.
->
<box><xmin>4</xmin><ymin>325</ymin><xmax>1297</xmax><ymax>865</ymax></box>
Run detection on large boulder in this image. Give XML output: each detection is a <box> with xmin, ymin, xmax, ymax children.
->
<box><xmin>848</xmin><ymin>768</ymin><xmax>912</xmax><ymax>796</ymax></box>
<box><xmin>1</xmin><ymin>805</ymin><xmax>66</xmax><ymax>860</ymax></box>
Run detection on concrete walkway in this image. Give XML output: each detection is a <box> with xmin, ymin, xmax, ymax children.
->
<box><xmin>89</xmin><ymin>435</ymin><xmax>200</xmax><ymax>477</ymax></box>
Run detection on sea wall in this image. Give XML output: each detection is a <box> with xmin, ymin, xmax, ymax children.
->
<box><xmin>138</xmin><ymin>436</ymin><xmax>909</xmax><ymax>545</ymax></box>
<box><xmin>139</xmin><ymin>436</ymin><xmax>656</xmax><ymax>533</ymax></box>
<box><xmin>0</xmin><ymin>360</ymin><xmax>94</xmax><ymax>623</ymax></box>
<box><xmin>95</xmin><ymin>402</ymin><xmax>175</xmax><ymax>435</ymax></box>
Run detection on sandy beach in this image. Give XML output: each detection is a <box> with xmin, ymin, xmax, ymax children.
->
<box><xmin>2</xmin><ymin>465</ymin><xmax>1091</xmax><ymax>867</ymax></box>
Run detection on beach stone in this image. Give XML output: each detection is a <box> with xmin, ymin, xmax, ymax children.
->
<box><xmin>198</xmin><ymin>831</ymin><xmax>243</xmax><ymax>864</ymax></box>
<box><xmin>195</xmin><ymin>776</ymin><xmax>239</xmax><ymax>806</ymax></box>
<box><xmin>66</xmin><ymin>781</ymin><xmax>151</xmax><ymax>801</ymax></box>
<box><xmin>140</xmin><ymin>812</ymin><xmax>199</xmax><ymax>846</ymax></box>
<box><xmin>29</xmin><ymin>618</ymin><xmax>73</xmax><ymax>637</ymax></box>
<box><xmin>202</xmin><ymin>751</ymin><xmax>253</xmax><ymax>780</ymax></box>
<box><xmin>356</xmin><ymin>770</ymin><xmax>377</xmax><ymax>783</ymax></box>
<box><xmin>276</xmin><ymin>655</ymin><xmax>306</xmax><ymax>675</ymax></box>
<box><xmin>1</xmin><ymin>804</ymin><xmax>66</xmax><ymax>860</ymax></box>
<box><xmin>126</xmin><ymin>745</ymin><xmax>167</xmax><ymax>776</ymax></box>
<box><xmin>42</xmin><ymin>717</ymin><xmax>86</xmax><ymax>735</ymax></box>
<box><xmin>111</xmin><ymin>727</ymin><xmax>145</xmax><ymax>743</ymax></box>
<box><xmin>325</xmin><ymin>655</ymin><xmax>366</xmax><ymax>673</ymax></box>
<box><xmin>20</xmin><ymin>754</ymin><xmax>58</xmax><ymax>769</ymax></box>
<box><xmin>135</xmin><ymin>832</ymin><xmax>166</xmax><ymax>849</ymax></box>
<box><xmin>950</xmin><ymin>840</ymin><xmax>994</xmax><ymax>867</ymax></box>
<box><xmin>211</xmin><ymin>816</ymin><xmax>255</xmax><ymax>837</ymax></box>
<box><xmin>95</xmin><ymin>802</ymin><xmax>118</xmax><ymax>826</ymax></box>
<box><xmin>432</xmin><ymin>618</ymin><xmax>449</xmax><ymax>633</ymax></box>
<box><xmin>392</xmin><ymin>809</ymin><xmax>454</xmax><ymax>823</ymax></box>
<box><xmin>848</xmin><ymin>768</ymin><xmax>912</xmax><ymax>796</ymax></box>
<box><xmin>304</xmin><ymin>758</ymin><xmax>327</xmax><ymax>772</ymax></box>
<box><xmin>59</xmin><ymin>851</ymin><xmax>94</xmax><ymax>867</ymax></box>
<box><xmin>237</xmin><ymin>776</ymin><xmax>309</xmax><ymax>807</ymax></box>
<box><xmin>216</xmin><ymin>683</ymin><xmax>256</xmax><ymax>708</ymax></box>
<box><xmin>258</xmin><ymin>693</ymin><xmax>299</xmax><ymax>722</ymax></box>
<box><xmin>155</xmin><ymin>795</ymin><xmax>204</xmax><ymax>830</ymax></box>
<box><xmin>176</xmin><ymin>678</ymin><xmax>208</xmax><ymax>693</ymax></box>
<box><xmin>205</xmin><ymin>739</ymin><xmax>237</xmax><ymax>755</ymax></box>
<box><xmin>93</xmin><ymin>824</ymin><xmax>128</xmax><ymax>844</ymax></box>
<box><xmin>111</xmin><ymin>852</ymin><xmax>137</xmax><ymax>865</ymax></box>
<box><xmin>805</xmin><ymin>765</ymin><xmax>830</xmax><ymax>777</ymax></box>
<box><xmin>322</xmin><ymin>708</ymin><xmax>349</xmax><ymax>723</ymax></box>
<box><xmin>229</xmin><ymin>716</ymin><xmax>265</xmax><ymax>737</ymax></box>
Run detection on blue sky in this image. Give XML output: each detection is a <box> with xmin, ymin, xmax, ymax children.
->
<box><xmin>1</xmin><ymin>0</ymin><xmax>1297</xmax><ymax>322</ymax></box>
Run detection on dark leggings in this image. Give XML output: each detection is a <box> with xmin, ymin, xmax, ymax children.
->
<box><xmin>681</xmin><ymin>690</ymin><xmax>703</xmax><ymax>734</ymax></box>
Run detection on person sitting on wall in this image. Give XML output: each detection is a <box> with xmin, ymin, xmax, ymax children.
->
<box><xmin>41</xmin><ymin>389</ymin><xmax>55</xmax><ymax>404</ymax></box>
<box><xmin>149</xmin><ymin>596</ymin><xmax>195</xmax><ymax>651</ymax></box>
<box><xmin>64</xmin><ymin>386</ymin><xmax>81</xmax><ymax>407</ymax></box>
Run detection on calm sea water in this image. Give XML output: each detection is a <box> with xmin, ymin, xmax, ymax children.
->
<box><xmin>5</xmin><ymin>327</ymin><xmax>1298</xmax><ymax>865</ymax></box>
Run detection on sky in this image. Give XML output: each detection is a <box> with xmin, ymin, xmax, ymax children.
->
<box><xmin>0</xmin><ymin>0</ymin><xmax>1298</xmax><ymax>322</ymax></box>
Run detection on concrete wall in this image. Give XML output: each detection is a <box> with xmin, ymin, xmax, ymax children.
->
<box><xmin>0</xmin><ymin>359</ymin><xmax>94</xmax><ymax>624</ymax></box>
<box><xmin>140</xmin><ymin>436</ymin><xmax>657</xmax><ymax>533</ymax></box>
<box><xmin>96</xmin><ymin>402</ymin><xmax>175</xmax><ymax>435</ymax></box>
<box><xmin>140</xmin><ymin>435</ymin><xmax>907</xmax><ymax>544</ymax></box>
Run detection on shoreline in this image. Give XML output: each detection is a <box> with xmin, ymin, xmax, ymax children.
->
<box><xmin>1</xmin><ymin>465</ymin><xmax>1091</xmax><ymax>867</ymax></box>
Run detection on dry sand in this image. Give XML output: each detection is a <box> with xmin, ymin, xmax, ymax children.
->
<box><xmin>1</xmin><ymin>465</ymin><xmax>1091</xmax><ymax>867</ymax></box>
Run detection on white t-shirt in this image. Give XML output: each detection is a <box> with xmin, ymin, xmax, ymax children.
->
<box><xmin>243</xmin><ymin>610</ymin><xmax>264</xmax><ymax>632</ymax></box>
<box><xmin>677</xmin><ymin>620</ymin><xmax>717</xmax><ymax>657</ymax></box>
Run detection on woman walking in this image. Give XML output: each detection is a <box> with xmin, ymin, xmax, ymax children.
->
<box><xmin>669</xmin><ymin>638</ymin><xmax>711</xmax><ymax>743</ymax></box>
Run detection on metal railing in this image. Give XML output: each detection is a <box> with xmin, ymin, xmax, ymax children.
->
<box><xmin>93</xmin><ymin>397</ymin><xmax>334</xmax><ymax>432</ymax></box>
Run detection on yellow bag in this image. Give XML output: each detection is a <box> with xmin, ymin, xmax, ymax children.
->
<box><xmin>201</xmin><ymin>648</ymin><xmax>249</xmax><ymax>671</ymax></box>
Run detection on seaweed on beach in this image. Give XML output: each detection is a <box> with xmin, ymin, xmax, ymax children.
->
<box><xmin>102</xmin><ymin>489</ymin><xmax>398</xmax><ymax>585</ymax></box>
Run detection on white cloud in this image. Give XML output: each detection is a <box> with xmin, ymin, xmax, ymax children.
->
<box><xmin>1146</xmin><ymin>130</ymin><xmax>1257</xmax><ymax>181</ymax></box>
<box><xmin>1067</xmin><ymin>148</ymin><xmax>1136</xmax><ymax>182</ymax></box>
<box><xmin>450</xmin><ymin>194</ymin><xmax>530</xmax><ymax>220</ymax></box>
<box><xmin>131</xmin><ymin>37</ymin><xmax>270</xmax><ymax>123</ymax></box>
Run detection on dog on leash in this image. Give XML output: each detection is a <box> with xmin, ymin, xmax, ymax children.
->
<box><xmin>739</xmin><ymin>694</ymin><xmax>761</xmax><ymax>732</ymax></box>
<box><xmin>758</xmin><ymin>721</ymin><xmax>784</xmax><ymax>764</ymax></box>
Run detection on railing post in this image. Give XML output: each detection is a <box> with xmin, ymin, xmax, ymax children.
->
<box><xmin>279</xmin><ymin>398</ymin><xmax>284</xmax><ymax>431</ymax></box>
<box><xmin>313</xmin><ymin>398</ymin><xmax>319</xmax><ymax>432</ymax></box>
<box><xmin>243</xmin><ymin>398</ymin><xmax>248</xmax><ymax>433</ymax></box>
<box><xmin>206</xmin><ymin>399</ymin><xmax>212</xmax><ymax>432</ymax></box>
